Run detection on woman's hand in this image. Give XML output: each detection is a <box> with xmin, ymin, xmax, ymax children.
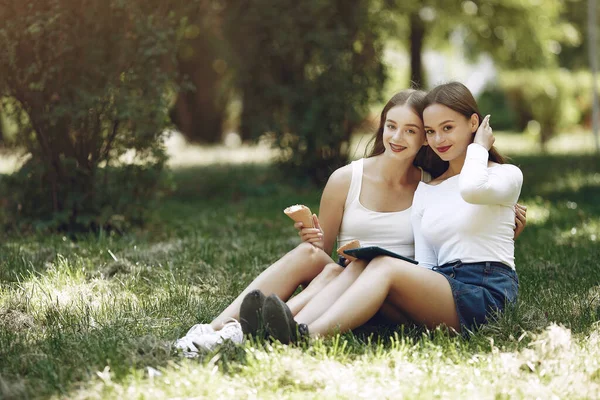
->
<box><xmin>513</xmin><ymin>203</ymin><xmax>527</xmax><ymax>239</ymax></box>
<box><xmin>473</xmin><ymin>114</ymin><xmax>495</xmax><ymax>151</ymax></box>
<box><xmin>295</xmin><ymin>214</ymin><xmax>324</xmax><ymax>250</ymax></box>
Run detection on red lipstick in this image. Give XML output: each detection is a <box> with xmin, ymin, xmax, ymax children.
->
<box><xmin>436</xmin><ymin>145</ymin><xmax>452</xmax><ymax>153</ymax></box>
<box><xmin>389</xmin><ymin>143</ymin><xmax>406</xmax><ymax>152</ymax></box>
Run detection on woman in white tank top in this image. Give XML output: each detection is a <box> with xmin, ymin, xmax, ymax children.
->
<box><xmin>175</xmin><ymin>89</ymin><xmax>526</xmax><ymax>352</ymax></box>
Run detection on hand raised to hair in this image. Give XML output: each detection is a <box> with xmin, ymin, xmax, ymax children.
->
<box><xmin>473</xmin><ymin>114</ymin><xmax>495</xmax><ymax>151</ymax></box>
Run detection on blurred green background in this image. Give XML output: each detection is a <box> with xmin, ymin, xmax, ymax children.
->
<box><xmin>0</xmin><ymin>0</ymin><xmax>598</xmax><ymax>232</ymax></box>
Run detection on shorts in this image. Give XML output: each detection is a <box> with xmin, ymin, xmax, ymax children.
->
<box><xmin>432</xmin><ymin>260</ymin><xmax>519</xmax><ymax>334</ymax></box>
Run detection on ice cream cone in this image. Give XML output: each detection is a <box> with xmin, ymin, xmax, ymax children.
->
<box><xmin>283</xmin><ymin>204</ymin><xmax>314</xmax><ymax>228</ymax></box>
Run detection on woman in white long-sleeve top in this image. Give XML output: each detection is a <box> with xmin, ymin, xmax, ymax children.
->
<box><xmin>262</xmin><ymin>82</ymin><xmax>523</xmax><ymax>338</ymax></box>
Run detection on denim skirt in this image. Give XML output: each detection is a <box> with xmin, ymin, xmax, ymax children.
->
<box><xmin>432</xmin><ymin>260</ymin><xmax>519</xmax><ymax>333</ymax></box>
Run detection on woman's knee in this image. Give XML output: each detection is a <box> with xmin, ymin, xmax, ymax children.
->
<box><xmin>364</xmin><ymin>256</ymin><xmax>403</xmax><ymax>277</ymax></box>
<box><xmin>279</xmin><ymin>243</ymin><xmax>330</xmax><ymax>283</ymax></box>
<box><xmin>294</xmin><ymin>242</ymin><xmax>329</xmax><ymax>268</ymax></box>
<box><xmin>294</xmin><ymin>242</ymin><xmax>323</xmax><ymax>260</ymax></box>
<box><xmin>321</xmin><ymin>262</ymin><xmax>344</xmax><ymax>279</ymax></box>
<box><xmin>301</xmin><ymin>262</ymin><xmax>342</xmax><ymax>290</ymax></box>
<box><xmin>345</xmin><ymin>259</ymin><xmax>368</xmax><ymax>273</ymax></box>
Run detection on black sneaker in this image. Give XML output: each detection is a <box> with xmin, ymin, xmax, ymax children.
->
<box><xmin>239</xmin><ymin>289</ymin><xmax>266</xmax><ymax>337</ymax></box>
<box><xmin>262</xmin><ymin>294</ymin><xmax>294</xmax><ymax>344</ymax></box>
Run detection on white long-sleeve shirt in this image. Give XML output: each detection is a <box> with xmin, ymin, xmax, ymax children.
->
<box><xmin>411</xmin><ymin>143</ymin><xmax>523</xmax><ymax>269</ymax></box>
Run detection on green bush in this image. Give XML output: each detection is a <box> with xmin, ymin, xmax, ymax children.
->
<box><xmin>0</xmin><ymin>0</ymin><xmax>187</xmax><ymax>232</ymax></box>
<box><xmin>222</xmin><ymin>0</ymin><xmax>387</xmax><ymax>184</ymax></box>
<box><xmin>476</xmin><ymin>86</ymin><xmax>518</xmax><ymax>131</ymax></box>
<box><xmin>499</xmin><ymin>69</ymin><xmax>598</xmax><ymax>149</ymax></box>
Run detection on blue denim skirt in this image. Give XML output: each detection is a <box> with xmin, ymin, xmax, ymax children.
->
<box><xmin>432</xmin><ymin>260</ymin><xmax>519</xmax><ymax>333</ymax></box>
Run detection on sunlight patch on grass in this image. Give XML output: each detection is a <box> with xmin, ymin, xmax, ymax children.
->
<box><xmin>539</xmin><ymin>171</ymin><xmax>600</xmax><ymax>194</ymax></box>
<box><xmin>165</xmin><ymin>131</ymin><xmax>278</xmax><ymax>169</ymax></box>
<box><xmin>556</xmin><ymin>217</ymin><xmax>600</xmax><ymax>245</ymax></box>
<box><xmin>0</xmin><ymin>255</ymin><xmax>134</xmax><ymax>326</ymax></box>
<box><xmin>1</xmin><ymin>130</ymin><xmax>596</xmax><ymax>174</ymax></box>
<box><xmin>61</xmin><ymin>324</ymin><xmax>600</xmax><ymax>400</ymax></box>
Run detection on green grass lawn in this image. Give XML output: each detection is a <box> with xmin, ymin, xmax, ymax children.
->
<box><xmin>1</xmin><ymin>153</ymin><xmax>600</xmax><ymax>399</ymax></box>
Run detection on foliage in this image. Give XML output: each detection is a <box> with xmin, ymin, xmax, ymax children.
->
<box><xmin>456</xmin><ymin>0</ymin><xmax>574</xmax><ymax>69</ymax></box>
<box><xmin>0</xmin><ymin>151</ymin><xmax>600</xmax><ymax>398</ymax></box>
<box><xmin>0</xmin><ymin>0</ymin><xmax>187</xmax><ymax>232</ymax></box>
<box><xmin>385</xmin><ymin>0</ymin><xmax>577</xmax><ymax>86</ymax></box>
<box><xmin>221</xmin><ymin>0</ymin><xmax>387</xmax><ymax>183</ymax></box>
<box><xmin>499</xmin><ymin>69</ymin><xmax>599</xmax><ymax>149</ymax></box>
<box><xmin>476</xmin><ymin>86</ymin><xmax>518</xmax><ymax>131</ymax></box>
<box><xmin>0</xmin><ymin>156</ymin><xmax>173</xmax><ymax>233</ymax></box>
<box><xmin>558</xmin><ymin>0</ymin><xmax>596</xmax><ymax>70</ymax></box>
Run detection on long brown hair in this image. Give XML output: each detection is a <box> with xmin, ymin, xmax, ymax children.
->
<box><xmin>422</xmin><ymin>82</ymin><xmax>506</xmax><ymax>164</ymax></box>
<box><xmin>366</xmin><ymin>89</ymin><xmax>448</xmax><ymax>177</ymax></box>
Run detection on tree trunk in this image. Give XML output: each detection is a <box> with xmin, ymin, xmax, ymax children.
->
<box><xmin>238</xmin><ymin>88</ymin><xmax>255</xmax><ymax>142</ymax></box>
<box><xmin>540</xmin><ymin>124</ymin><xmax>554</xmax><ymax>153</ymax></box>
<box><xmin>171</xmin><ymin>36</ymin><xmax>226</xmax><ymax>144</ymax></box>
<box><xmin>409</xmin><ymin>12</ymin><xmax>426</xmax><ymax>89</ymax></box>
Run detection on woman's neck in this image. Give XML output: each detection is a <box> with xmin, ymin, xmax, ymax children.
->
<box><xmin>446</xmin><ymin>151</ymin><xmax>467</xmax><ymax>178</ymax></box>
<box><xmin>373</xmin><ymin>155</ymin><xmax>416</xmax><ymax>185</ymax></box>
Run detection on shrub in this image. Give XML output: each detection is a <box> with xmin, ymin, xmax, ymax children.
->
<box><xmin>0</xmin><ymin>0</ymin><xmax>186</xmax><ymax>232</ymax></box>
<box><xmin>476</xmin><ymin>86</ymin><xmax>518</xmax><ymax>131</ymax></box>
<box><xmin>499</xmin><ymin>69</ymin><xmax>598</xmax><ymax>149</ymax></box>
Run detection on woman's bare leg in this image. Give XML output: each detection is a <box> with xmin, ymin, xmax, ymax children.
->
<box><xmin>210</xmin><ymin>242</ymin><xmax>333</xmax><ymax>329</ymax></box>
<box><xmin>294</xmin><ymin>260</ymin><xmax>368</xmax><ymax>325</ymax></box>
<box><xmin>378</xmin><ymin>303</ymin><xmax>412</xmax><ymax>325</ymax></box>
<box><xmin>286</xmin><ymin>262</ymin><xmax>345</xmax><ymax>315</ymax></box>
<box><xmin>308</xmin><ymin>256</ymin><xmax>460</xmax><ymax>336</ymax></box>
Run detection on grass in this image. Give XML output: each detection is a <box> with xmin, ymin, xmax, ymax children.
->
<box><xmin>1</xmin><ymin>144</ymin><xmax>600</xmax><ymax>398</ymax></box>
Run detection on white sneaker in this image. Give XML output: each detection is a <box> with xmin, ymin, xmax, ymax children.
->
<box><xmin>175</xmin><ymin>319</ymin><xmax>243</xmax><ymax>356</ymax></box>
<box><xmin>192</xmin><ymin>319</ymin><xmax>244</xmax><ymax>351</ymax></box>
<box><xmin>185</xmin><ymin>323</ymin><xmax>214</xmax><ymax>337</ymax></box>
<box><xmin>174</xmin><ymin>323</ymin><xmax>215</xmax><ymax>356</ymax></box>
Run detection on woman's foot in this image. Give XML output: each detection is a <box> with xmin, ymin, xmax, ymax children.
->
<box><xmin>239</xmin><ymin>289</ymin><xmax>266</xmax><ymax>336</ymax></box>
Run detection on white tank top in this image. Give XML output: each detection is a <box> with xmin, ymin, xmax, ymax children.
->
<box><xmin>337</xmin><ymin>158</ymin><xmax>431</xmax><ymax>258</ymax></box>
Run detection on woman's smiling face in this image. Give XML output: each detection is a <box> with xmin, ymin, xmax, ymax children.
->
<box><xmin>382</xmin><ymin>105</ymin><xmax>427</xmax><ymax>161</ymax></box>
<box><xmin>422</xmin><ymin>103</ymin><xmax>479</xmax><ymax>162</ymax></box>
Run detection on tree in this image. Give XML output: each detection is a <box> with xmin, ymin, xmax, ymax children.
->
<box><xmin>389</xmin><ymin>0</ymin><xmax>575</xmax><ymax>87</ymax></box>
<box><xmin>170</xmin><ymin>1</ymin><xmax>233</xmax><ymax>144</ymax></box>
<box><xmin>0</xmin><ymin>0</ymin><xmax>186</xmax><ymax>231</ymax></box>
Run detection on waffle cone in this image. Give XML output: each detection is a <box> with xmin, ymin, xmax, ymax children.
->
<box><xmin>283</xmin><ymin>205</ymin><xmax>314</xmax><ymax>228</ymax></box>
